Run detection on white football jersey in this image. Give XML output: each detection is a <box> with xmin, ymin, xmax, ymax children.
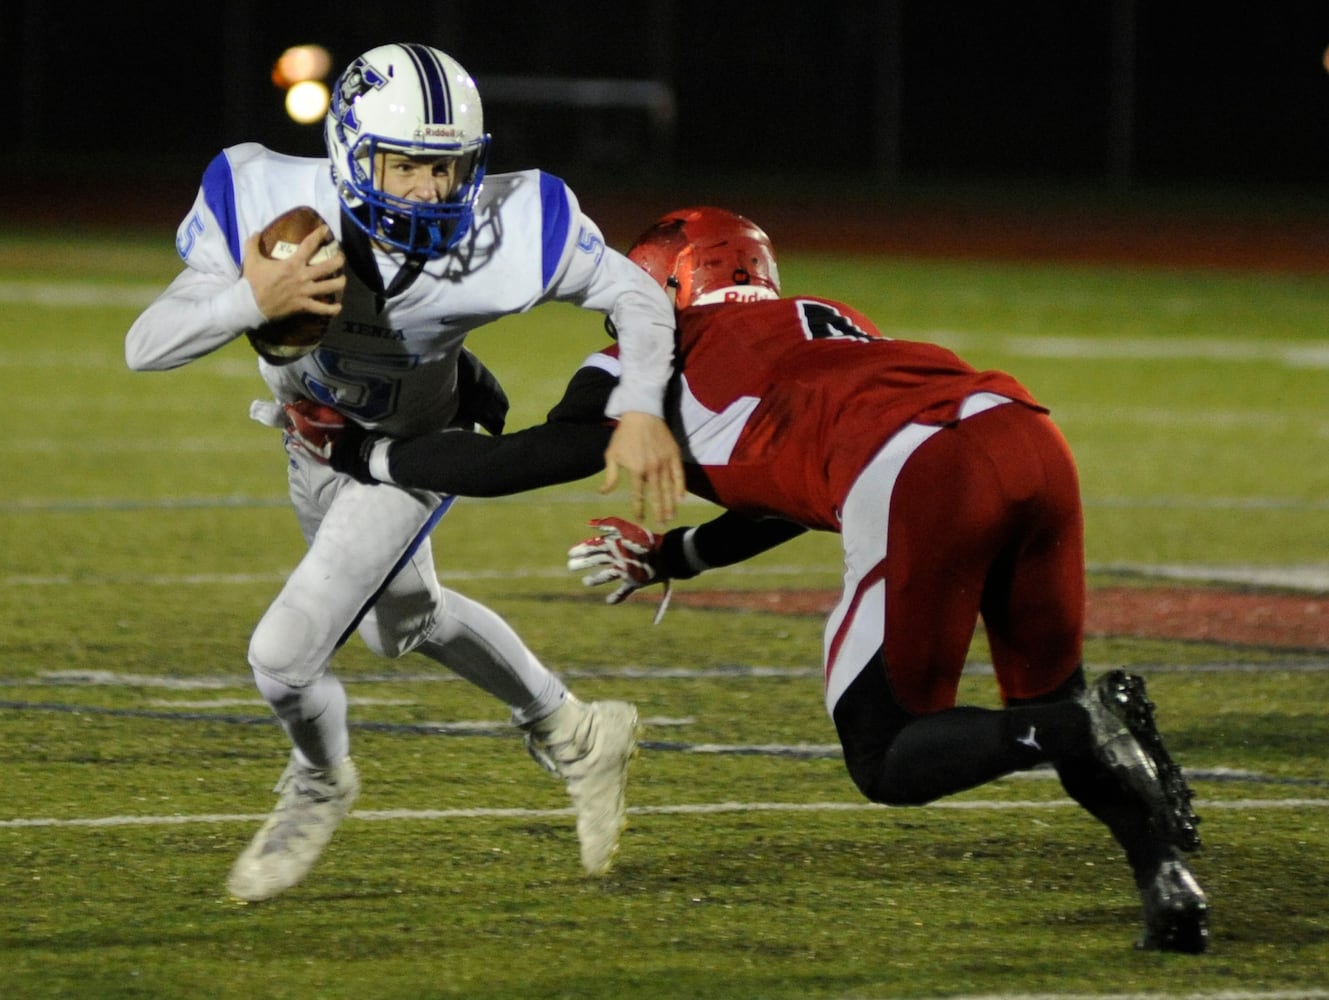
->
<box><xmin>125</xmin><ymin>142</ymin><xmax>675</xmax><ymax>436</ymax></box>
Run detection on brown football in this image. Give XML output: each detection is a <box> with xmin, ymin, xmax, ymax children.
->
<box><xmin>245</xmin><ymin>206</ymin><xmax>342</xmax><ymax>365</ymax></box>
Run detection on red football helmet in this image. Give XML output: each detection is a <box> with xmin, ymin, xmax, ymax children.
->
<box><xmin>626</xmin><ymin>207</ymin><xmax>780</xmax><ymax>308</ymax></box>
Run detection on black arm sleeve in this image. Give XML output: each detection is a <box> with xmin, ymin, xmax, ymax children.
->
<box><xmin>452</xmin><ymin>348</ymin><xmax>510</xmax><ymax>435</ymax></box>
<box><xmin>544</xmin><ymin>365</ymin><xmax>619</xmax><ymax>424</ymax></box>
<box><xmin>385</xmin><ymin>364</ymin><xmax>619</xmax><ymax>496</ymax></box>
<box><xmin>657</xmin><ymin>511</ymin><xmax>808</xmax><ymax>579</ymax></box>
<box><xmin>387</xmin><ymin>422</ymin><xmax>612</xmax><ymax>496</ymax></box>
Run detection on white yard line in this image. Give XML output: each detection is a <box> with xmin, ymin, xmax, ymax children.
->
<box><xmin>3</xmin><ymin>796</ymin><xmax>1327</xmax><ymax>831</ymax></box>
<box><xmin>5</xmin><ymin>560</ymin><xmax>1329</xmax><ymax>592</ymax></box>
<box><xmin>1092</xmin><ymin>561</ymin><xmax>1329</xmax><ymax>592</ymax></box>
<box><xmin>0</xmin><ymin>281</ymin><xmax>161</xmax><ymax>310</ymax></box>
<box><xmin>924</xmin><ymin>329</ymin><xmax>1329</xmax><ymax>369</ymax></box>
<box><xmin>3</xmin><ymin>279</ymin><xmax>1327</xmax><ymax>370</ymax></box>
<box><xmin>9</xmin><ymin>657</ymin><xmax>1329</xmax><ymax>696</ymax></box>
<box><xmin>5</xmin><ymin>493</ymin><xmax>1328</xmax><ymax>515</ymax></box>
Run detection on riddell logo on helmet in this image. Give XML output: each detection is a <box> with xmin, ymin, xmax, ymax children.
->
<box><xmin>415</xmin><ymin>125</ymin><xmax>463</xmax><ymax>141</ymax></box>
<box><xmin>691</xmin><ymin>285</ymin><xmax>780</xmax><ymax>307</ymax></box>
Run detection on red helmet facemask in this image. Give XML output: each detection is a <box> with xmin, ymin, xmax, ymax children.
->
<box><xmin>626</xmin><ymin>206</ymin><xmax>781</xmax><ymax>308</ymax></box>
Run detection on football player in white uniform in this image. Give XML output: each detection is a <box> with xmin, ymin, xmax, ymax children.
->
<box><xmin>124</xmin><ymin>42</ymin><xmax>684</xmax><ymax>901</ymax></box>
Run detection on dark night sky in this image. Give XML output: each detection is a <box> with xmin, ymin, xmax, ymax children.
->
<box><xmin>9</xmin><ymin>1</ymin><xmax>1329</xmax><ymax>192</ymax></box>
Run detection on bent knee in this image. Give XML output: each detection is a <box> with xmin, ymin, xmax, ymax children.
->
<box><xmin>868</xmin><ymin>783</ymin><xmax>936</xmax><ymax>807</ymax></box>
<box><xmin>842</xmin><ymin>746</ymin><xmax>936</xmax><ymax>807</ymax></box>
<box><xmin>249</xmin><ymin>603</ymin><xmax>328</xmax><ymax>686</ymax></box>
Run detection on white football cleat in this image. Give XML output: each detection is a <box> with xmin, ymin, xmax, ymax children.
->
<box><xmin>227</xmin><ymin>755</ymin><xmax>360</xmax><ymax>902</ymax></box>
<box><xmin>526</xmin><ymin>697</ymin><xmax>639</xmax><ymax>875</ymax></box>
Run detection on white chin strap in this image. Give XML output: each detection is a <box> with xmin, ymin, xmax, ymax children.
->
<box><xmin>690</xmin><ymin>286</ymin><xmax>780</xmax><ymax>306</ymax></box>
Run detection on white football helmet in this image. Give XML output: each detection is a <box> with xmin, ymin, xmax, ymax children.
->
<box><xmin>325</xmin><ymin>43</ymin><xmax>490</xmax><ymax>258</ymax></box>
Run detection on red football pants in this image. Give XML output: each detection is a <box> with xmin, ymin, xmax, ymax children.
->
<box><xmin>824</xmin><ymin>397</ymin><xmax>1085</xmax><ymax>717</ymax></box>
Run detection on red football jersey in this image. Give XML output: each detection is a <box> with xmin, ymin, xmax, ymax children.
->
<box><xmin>670</xmin><ymin>296</ymin><xmax>1045</xmax><ymax>530</ymax></box>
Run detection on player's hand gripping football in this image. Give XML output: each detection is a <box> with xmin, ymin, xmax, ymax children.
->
<box><xmin>567</xmin><ymin>517</ymin><xmax>673</xmax><ymax>623</ymax></box>
<box><xmin>242</xmin><ymin>224</ymin><xmax>345</xmax><ymax>325</ymax></box>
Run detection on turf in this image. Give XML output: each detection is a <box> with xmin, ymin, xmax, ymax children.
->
<box><xmin>1</xmin><ymin>225</ymin><xmax>1327</xmax><ymax>998</ymax></box>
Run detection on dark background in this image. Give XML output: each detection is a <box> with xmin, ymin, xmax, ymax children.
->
<box><xmin>7</xmin><ymin>0</ymin><xmax>1329</xmax><ymax>239</ymax></box>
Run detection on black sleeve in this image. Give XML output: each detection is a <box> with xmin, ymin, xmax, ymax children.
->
<box><xmin>387</xmin><ymin>422</ymin><xmax>612</xmax><ymax>496</ymax></box>
<box><xmin>544</xmin><ymin>365</ymin><xmax>619</xmax><ymax>424</ymax></box>
<box><xmin>452</xmin><ymin>348</ymin><xmax>510</xmax><ymax>435</ymax></box>
<box><xmin>385</xmin><ymin>363</ymin><xmax>617</xmax><ymax>496</ymax></box>
<box><xmin>657</xmin><ymin>511</ymin><xmax>808</xmax><ymax>579</ymax></box>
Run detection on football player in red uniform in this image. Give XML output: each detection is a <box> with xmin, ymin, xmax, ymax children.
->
<box><xmin>328</xmin><ymin>207</ymin><xmax>1208</xmax><ymax>953</ymax></box>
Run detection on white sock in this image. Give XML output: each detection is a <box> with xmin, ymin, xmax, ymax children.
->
<box><xmin>414</xmin><ymin>587</ymin><xmax>567</xmax><ymax>726</ymax></box>
<box><xmin>252</xmin><ymin>670</ymin><xmax>350</xmax><ymax>769</ymax></box>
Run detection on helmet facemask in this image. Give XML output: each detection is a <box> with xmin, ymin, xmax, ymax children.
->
<box><xmin>341</xmin><ymin>134</ymin><xmax>489</xmax><ymax>257</ymax></box>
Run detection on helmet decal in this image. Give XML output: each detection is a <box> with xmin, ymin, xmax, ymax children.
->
<box><xmin>332</xmin><ymin>58</ymin><xmax>388</xmax><ymax>136</ymax></box>
<box><xmin>400</xmin><ymin>43</ymin><xmax>454</xmax><ymax>126</ymax></box>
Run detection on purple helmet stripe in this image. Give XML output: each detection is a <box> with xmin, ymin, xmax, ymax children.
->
<box><xmin>401</xmin><ymin>42</ymin><xmax>452</xmax><ymax>123</ymax></box>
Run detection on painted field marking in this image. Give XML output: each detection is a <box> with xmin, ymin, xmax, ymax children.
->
<box><xmin>0</xmin><ymin>690</ymin><xmax>1322</xmax><ymax>785</ymax></box>
<box><xmin>8</xmin><ymin>657</ymin><xmax>1329</xmax><ymax>703</ymax></box>
<box><xmin>4</xmin><ymin>278</ymin><xmax>1328</xmax><ymax>371</ymax></box>
<box><xmin>5</xmin><ymin>492</ymin><xmax>1328</xmax><ymax>517</ymax></box>
<box><xmin>924</xmin><ymin>329</ymin><xmax>1329</xmax><ymax>370</ymax></box>
<box><xmin>3</xmin><ymin>796</ymin><xmax>1328</xmax><ymax>831</ymax></box>
<box><xmin>1094</xmin><ymin>561</ymin><xmax>1329</xmax><ymax>592</ymax></box>
<box><xmin>0</xmin><ymin>281</ymin><xmax>161</xmax><ymax>310</ymax></box>
<box><xmin>5</xmin><ymin>560</ymin><xmax>1329</xmax><ymax>593</ymax></box>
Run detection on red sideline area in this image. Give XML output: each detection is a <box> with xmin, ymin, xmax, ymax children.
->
<box><xmin>650</xmin><ymin>588</ymin><xmax>1329</xmax><ymax>651</ymax></box>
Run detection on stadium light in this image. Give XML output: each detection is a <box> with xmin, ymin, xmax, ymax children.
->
<box><xmin>285</xmin><ymin>80</ymin><xmax>330</xmax><ymax>124</ymax></box>
<box><xmin>272</xmin><ymin>45</ymin><xmax>333</xmax><ymax>125</ymax></box>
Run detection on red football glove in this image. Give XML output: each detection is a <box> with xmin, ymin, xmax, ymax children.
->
<box><xmin>283</xmin><ymin>399</ymin><xmax>345</xmax><ymax>464</ymax></box>
<box><xmin>567</xmin><ymin>517</ymin><xmax>673</xmax><ymax>622</ymax></box>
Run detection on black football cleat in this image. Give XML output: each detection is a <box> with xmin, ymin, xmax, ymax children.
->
<box><xmin>1080</xmin><ymin>669</ymin><xmax>1202</xmax><ymax>853</ymax></box>
<box><xmin>1136</xmin><ymin>852</ymin><xmax>1210</xmax><ymax>953</ymax></box>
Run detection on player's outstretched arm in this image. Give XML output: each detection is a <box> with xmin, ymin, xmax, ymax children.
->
<box><xmin>330</xmin><ymin>360</ymin><xmax>618</xmax><ymax>494</ymax></box>
<box><xmin>332</xmin><ymin>420</ymin><xmax>611</xmax><ymax>497</ymax></box>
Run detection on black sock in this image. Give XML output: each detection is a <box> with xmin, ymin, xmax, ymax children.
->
<box><xmin>875</xmin><ymin>701</ymin><xmax>1091</xmax><ymax>804</ymax></box>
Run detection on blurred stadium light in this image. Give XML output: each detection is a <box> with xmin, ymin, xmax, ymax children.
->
<box><xmin>272</xmin><ymin>45</ymin><xmax>333</xmax><ymax>125</ymax></box>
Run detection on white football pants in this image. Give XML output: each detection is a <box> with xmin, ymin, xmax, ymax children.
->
<box><xmin>247</xmin><ymin>441</ymin><xmax>567</xmax><ymax>768</ymax></box>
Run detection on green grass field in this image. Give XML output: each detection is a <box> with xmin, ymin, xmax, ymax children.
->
<box><xmin>2</xmin><ymin>221</ymin><xmax>1328</xmax><ymax>999</ymax></box>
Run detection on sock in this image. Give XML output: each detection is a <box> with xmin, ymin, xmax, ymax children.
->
<box><xmin>876</xmin><ymin>701</ymin><xmax>1091</xmax><ymax>804</ymax></box>
<box><xmin>252</xmin><ymin>670</ymin><xmax>350</xmax><ymax>769</ymax></box>
<box><xmin>414</xmin><ymin>587</ymin><xmax>567</xmax><ymax>726</ymax></box>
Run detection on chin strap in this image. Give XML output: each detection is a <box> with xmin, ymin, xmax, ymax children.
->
<box><xmin>338</xmin><ymin>207</ymin><xmax>428</xmax><ymax>308</ymax></box>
